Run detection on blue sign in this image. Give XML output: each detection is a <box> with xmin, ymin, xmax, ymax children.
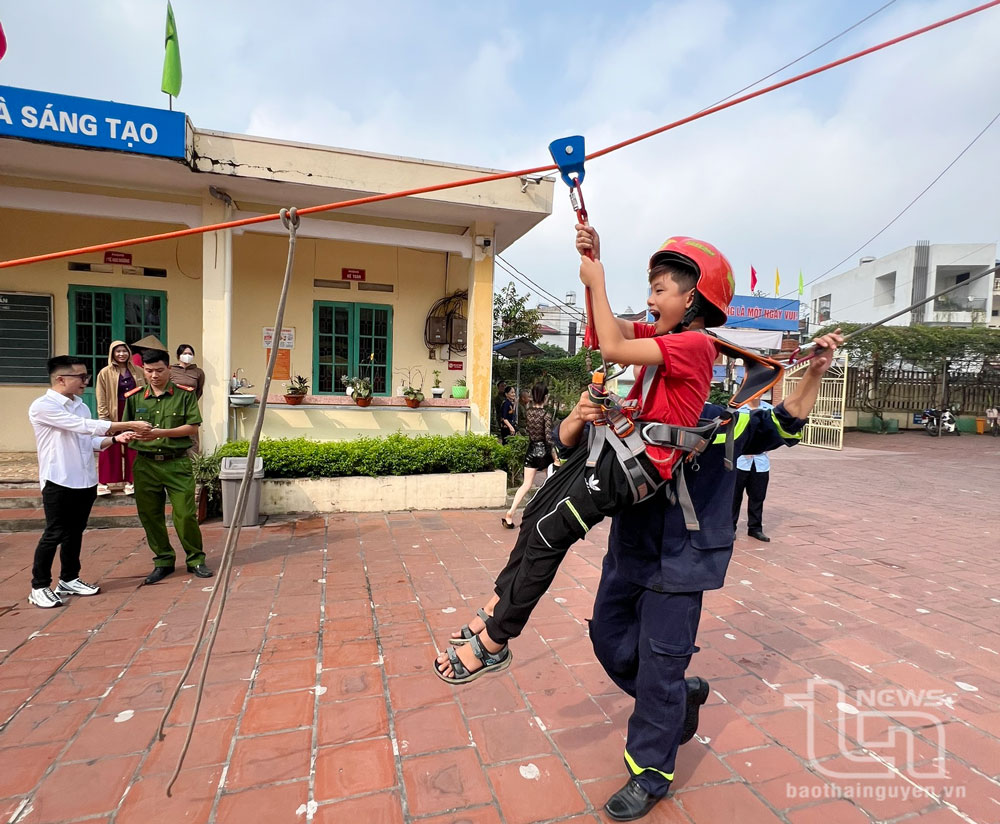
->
<box><xmin>0</xmin><ymin>85</ymin><xmax>185</xmax><ymax>159</ymax></box>
<box><xmin>724</xmin><ymin>295</ymin><xmax>801</xmax><ymax>332</ymax></box>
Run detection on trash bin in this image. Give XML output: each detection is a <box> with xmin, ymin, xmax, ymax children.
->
<box><xmin>975</xmin><ymin>417</ymin><xmax>987</xmax><ymax>435</ymax></box>
<box><xmin>219</xmin><ymin>457</ymin><xmax>264</xmax><ymax>528</ymax></box>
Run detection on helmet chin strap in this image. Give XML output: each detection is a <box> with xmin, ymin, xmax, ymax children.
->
<box><xmin>678</xmin><ymin>292</ymin><xmax>704</xmax><ymax>331</ymax></box>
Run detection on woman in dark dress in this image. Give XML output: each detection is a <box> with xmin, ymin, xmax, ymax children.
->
<box><xmin>501</xmin><ymin>383</ymin><xmax>553</xmax><ymax>528</ymax></box>
<box><xmin>498</xmin><ymin>385</ymin><xmax>517</xmax><ymax>445</ymax></box>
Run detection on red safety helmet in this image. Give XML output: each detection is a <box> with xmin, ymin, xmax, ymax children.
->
<box><xmin>648</xmin><ymin>237</ymin><xmax>735</xmax><ymax>328</ymax></box>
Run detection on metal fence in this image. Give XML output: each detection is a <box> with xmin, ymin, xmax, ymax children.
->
<box><xmin>846</xmin><ymin>367</ymin><xmax>1000</xmax><ymax>414</ymax></box>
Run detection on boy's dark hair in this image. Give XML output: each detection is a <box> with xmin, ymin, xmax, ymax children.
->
<box><xmin>531</xmin><ymin>383</ymin><xmax>548</xmax><ymax>404</ymax></box>
<box><xmin>142</xmin><ymin>349</ymin><xmax>171</xmax><ymax>366</ymax></box>
<box><xmin>176</xmin><ymin>343</ymin><xmax>195</xmax><ymax>357</ymax></box>
<box><xmin>47</xmin><ymin>355</ymin><xmax>86</xmax><ymax>377</ymax></box>
<box><xmin>648</xmin><ymin>261</ymin><xmax>698</xmax><ymax>294</ymax></box>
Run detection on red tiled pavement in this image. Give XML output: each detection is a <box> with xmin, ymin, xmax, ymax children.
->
<box><xmin>0</xmin><ymin>431</ymin><xmax>998</xmax><ymax>822</ymax></box>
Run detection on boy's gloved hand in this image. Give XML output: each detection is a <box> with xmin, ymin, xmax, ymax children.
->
<box><xmin>575</xmin><ymin>224</ymin><xmax>601</xmax><ymax>259</ymax></box>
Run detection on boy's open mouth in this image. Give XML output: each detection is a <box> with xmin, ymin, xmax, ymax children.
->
<box><xmin>649</xmin><ymin>310</ymin><xmax>661</xmax><ymax>321</ymax></box>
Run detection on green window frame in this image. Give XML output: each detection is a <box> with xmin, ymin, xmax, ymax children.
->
<box><xmin>313</xmin><ymin>301</ymin><xmax>393</xmax><ymax>396</ymax></box>
<box><xmin>68</xmin><ymin>285</ymin><xmax>167</xmax><ymax>414</ymax></box>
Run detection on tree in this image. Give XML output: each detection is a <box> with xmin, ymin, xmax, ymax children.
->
<box><xmin>535</xmin><ymin>341</ymin><xmax>570</xmax><ymax>358</ymax></box>
<box><xmin>493</xmin><ymin>283</ymin><xmax>541</xmax><ymax>343</ymax></box>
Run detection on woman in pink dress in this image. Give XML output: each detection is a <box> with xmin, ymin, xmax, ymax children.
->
<box><xmin>95</xmin><ymin>341</ymin><xmax>145</xmax><ymax>495</ymax></box>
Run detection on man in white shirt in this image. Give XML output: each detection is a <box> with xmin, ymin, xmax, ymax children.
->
<box><xmin>732</xmin><ymin>396</ymin><xmax>773</xmax><ymax>543</ymax></box>
<box><xmin>27</xmin><ymin>356</ymin><xmax>151</xmax><ymax>608</ymax></box>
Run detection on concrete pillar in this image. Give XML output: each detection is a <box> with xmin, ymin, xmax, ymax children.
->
<box><xmin>467</xmin><ymin>222</ymin><xmax>496</xmax><ymax>432</ymax></box>
<box><xmin>200</xmin><ymin>199</ymin><xmax>233</xmax><ymax>451</ymax></box>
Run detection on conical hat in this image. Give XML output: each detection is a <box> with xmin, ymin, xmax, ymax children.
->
<box><xmin>132</xmin><ymin>335</ymin><xmax>167</xmax><ymax>351</ymax></box>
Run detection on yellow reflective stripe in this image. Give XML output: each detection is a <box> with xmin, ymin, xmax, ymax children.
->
<box><xmin>624</xmin><ymin>748</ymin><xmax>674</xmax><ymax>782</ymax></box>
<box><xmin>712</xmin><ymin>412</ymin><xmax>749</xmax><ymax>444</ymax></box>
<box><xmin>564</xmin><ymin>500</ymin><xmax>589</xmax><ymax>533</ymax></box>
<box><xmin>772</xmin><ymin>409</ymin><xmax>802</xmax><ymax>440</ymax></box>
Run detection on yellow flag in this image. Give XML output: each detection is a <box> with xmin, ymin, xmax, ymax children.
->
<box><xmin>775</xmin><ymin>268</ymin><xmax>781</xmax><ymax>295</ymax></box>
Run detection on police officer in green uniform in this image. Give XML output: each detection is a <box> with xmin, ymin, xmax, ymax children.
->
<box><xmin>123</xmin><ymin>347</ymin><xmax>213</xmax><ymax>584</ymax></box>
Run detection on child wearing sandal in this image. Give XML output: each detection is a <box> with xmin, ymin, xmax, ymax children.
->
<box><xmin>435</xmin><ymin>227</ymin><xmax>733</xmax><ymax>684</ymax></box>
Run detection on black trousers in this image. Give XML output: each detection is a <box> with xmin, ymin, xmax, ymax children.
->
<box><xmin>732</xmin><ymin>465</ymin><xmax>769</xmax><ymax>532</ymax></box>
<box><xmin>486</xmin><ymin>443</ymin><xmax>659</xmax><ymax>644</ymax></box>
<box><xmin>31</xmin><ymin>482</ymin><xmax>98</xmax><ymax>589</ymax></box>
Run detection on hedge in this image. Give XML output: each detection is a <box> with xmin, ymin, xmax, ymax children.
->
<box><xmin>217</xmin><ymin>433</ymin><xmax>529</xmax><ymax>484</ymax></box>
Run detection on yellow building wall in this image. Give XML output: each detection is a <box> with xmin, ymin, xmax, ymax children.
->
<box><xmin>229</xmin><ymin>230</ymin><xmax>491</xmax><ymax>438</ymax></box>
<box><xmin>0</xmin><ymin>207</ymin><xmax>203</xmax><ymax>451</ymax></box>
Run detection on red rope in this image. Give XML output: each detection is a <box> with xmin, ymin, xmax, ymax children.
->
<box><xmin>1</xmin><ymin>0</ymin><xmax>996</xmax><ymax>272</ymax></box>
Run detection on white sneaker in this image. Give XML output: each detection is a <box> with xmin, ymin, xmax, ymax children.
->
<box><xmin>28</xmin><ymin>587</ymin><xmax>63</xmax><ymax>608</ymax></box>
<box><xmin>123</xmin><ymin>483</ymin><xmax>135</xmax><ymax>496</ymax></box>
<box><xmin>56</xmin><ymin>578</ymin><xmax>101</xmax><ymax>597</ymax></box>
<box><xmin>97</xmin><ymin>484</ymin><xmax>111</xmax><ymax>496</ymax></box>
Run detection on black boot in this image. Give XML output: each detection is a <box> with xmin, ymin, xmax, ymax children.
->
<box><xmin>604</xmin><ymin>778</ymin><xmax>663</xmax><ymax>821</ymax></box>
<box><xmin>748</xmin><ymin>529</ymin><xmax>770</xmax><ymax>542</ymax></box>
<box><xmin>681</xmin><ymin>676</ymin><xmax>710</xmax><ymax>744</ymax></box>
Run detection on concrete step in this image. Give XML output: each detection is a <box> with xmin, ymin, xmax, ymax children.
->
<box><xmin>0</xmin><ymin>488</ymin><xmax>147</xmax><ymax>510</ymax></box>
<box><xmin>0</xmin><ymin>493</ymin><xmax>174</xmax><ymax>532</ymax></box>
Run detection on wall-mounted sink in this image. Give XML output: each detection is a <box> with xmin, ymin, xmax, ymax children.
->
<box><xmin>229</xmin><ymin>394</ymin><xmax>255</xmax><ymax>407</ymax></box>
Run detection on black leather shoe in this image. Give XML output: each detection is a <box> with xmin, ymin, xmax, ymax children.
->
<box><xmin>604</xmin><ymin>778</ymin><xmax>663</xmax><ymax>821</ymax></box>
<box><xmin>748</xmin><ymin>530</ymin><xmax>771</xmax><ymax>542</ymax></box>
<box><xmin>681</xmin><ymin>676</ymin><xmax>710</xmax><ymax>744</ymax></box>
<box><xmin>187</xmin><ymin>565</ymin><xmax>214</xmax><ymax>578</ymax></box>
<box><xmin>145</xmin><ymin>567</ymin><xmax>175</xmax><ymax>585</ymax></box>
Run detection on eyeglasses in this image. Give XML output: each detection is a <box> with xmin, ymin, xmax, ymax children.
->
<box><xmin>58</xmin><ymin>372</ymin><xmax>91</xmax><ymax>383</ymax></box>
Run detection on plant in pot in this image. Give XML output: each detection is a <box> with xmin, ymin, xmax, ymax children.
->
<box><xmin>283</xmin><ymin>374</ymin><xmax>309</xmax><ymax>405</ymax></box>
<box><xmin>342</xmin><ymin>374</ymin><xmax>373</xmax><ymax>406</ymax></box>
<box><xmin>190</xmin><ymin>449</ymin><xmax>222</xmax><ymax>523</ymax></box>
<box><xmin>451</xmin><ymin>377</ymin><xmax>468</xmax><ymax>399</ymax></box>
<box><xmin>431</xmin><ymin>370</ymin><xmax>444</xmax><ymax>398</ymax></box>
<box><xmin>403</xmin><ymin>386</ymin><xmax>425</xmax><ymax>408</ymax></box>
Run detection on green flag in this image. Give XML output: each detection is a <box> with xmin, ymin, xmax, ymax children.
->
<box><xmin>798</xmin><ymin>270</ymin><xmax>804</xmax><ymax>295</ymax></box>
<box><xmin>161</xmin><ymin>2</ymin><xmax>182</xmax><ymax>98</ymax></box>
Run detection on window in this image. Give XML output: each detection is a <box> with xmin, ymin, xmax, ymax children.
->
<box><xmin>874</xmin><ymin>271</ymin><xmax>896</xmax><ymax>308</ymax></box>
<box><xmin>314</xmin><ymin>301</ymin><xmax>392</xmax><ymax>395</ymax></box>
<box><xmin>68</xmin><ymin>286</ymin><xmax>166</xmax><ymax>414</ymax></box>
<box><xmin>817</xmin><ymin>294</ymin><xmax>831</xmax><ymax>324</ymax></box>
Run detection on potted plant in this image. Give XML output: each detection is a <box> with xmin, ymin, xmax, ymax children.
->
<box><xmin>190</xmin><ymin>449</ymin><xmax>222</xmax><ymax>523</ymax></box>
<box><xmin>451</xmin><ymin>377</ymin><xmax>468</xmax><ymax>399</ymax></box>
<box><xmin>403</xmin><ymin>386</ymin><xmax>425</xmax><ymax>408</ymax></box>
<box><xmin>342</xmin><ymin>375</ymin><xmax>373</xmax><ymax>407</ymax></box>
<box><xmin>431</xmin><ymin>370</ymin><xmax>444</xmax><ymax>398</ymax></box>
<box><xmin>283</xmin><ymin>374</ymin><xmax>309</xmax><ymax>405</ymax></box>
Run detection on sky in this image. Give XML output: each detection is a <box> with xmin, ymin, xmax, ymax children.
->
<box><xmin>2</xmin><ymin>0</ymin><xmax>999</xmax><ymax>320</ymax></box>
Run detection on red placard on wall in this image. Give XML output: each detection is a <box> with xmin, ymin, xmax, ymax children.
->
<box><xmin>447</xmin><ymin>361</ymin><xmax>463</xmax><ymax>371</ymax></box>
<box><xmin>342</xmin><ymin>268</ymin><xmax>366</xmax><ymax>281</ymax></box>
<box><xmin>104</xmin><ymin>251</ymin><xmax>133</xmax><ymax>265</ymax></box>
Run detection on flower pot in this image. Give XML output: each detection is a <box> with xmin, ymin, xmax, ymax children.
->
<box><xmin>405</xmin><ymin>398</ymin><xmax>421</xmax><ymax>408</ymax></box>
<box><xmin>431</xmin><ymin>388</ymin><xmax>444</xmax><ymax>398</ymax></box>
<box><xmin>284</xmin><ymin>394</ymin><xmax>306</xmax><ymax>405</ymax></box>
<box><xmin>451</xmin><ymin>386</ymin><xmax>468</xmax><ymax>399</ymax></box>
<box><xmin>355</xmin><ymin>397</ymin><xmax>372</xmax><ymax>407</ymax></box>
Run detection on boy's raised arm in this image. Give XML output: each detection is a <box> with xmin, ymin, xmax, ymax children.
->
<box><xmin>575</xmin><ymin>224</ymin><xmax>636</xmax><ymax>342</ymax></box>
<box><xmin>579</xmin><ymin>256</ymin><xmax>663</xmax><ymax>366</ymax></box>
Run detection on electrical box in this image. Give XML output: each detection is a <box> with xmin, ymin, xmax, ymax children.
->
<box><xmin>427</xmin><ymin>317</ymin><xmax>447</xmax><ymax>343</ymax></box>
<box><xmin>449</xmin><ymin>316</ymin><xmax>467</xmax><ymax>347</ymax></box>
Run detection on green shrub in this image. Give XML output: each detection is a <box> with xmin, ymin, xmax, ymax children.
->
<box><xmin>218</xmin><ymin>433</ymin><xmax>524</xmax><ymax>483</ymax></box>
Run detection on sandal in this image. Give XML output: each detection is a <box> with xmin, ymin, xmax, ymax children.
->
<box><xmin>434</xmin><ymin>635</ymin><xmax>512</xmax><ymax>685</ymax></box>
<box><xmin>450</xmin><ymin>608</ymin><xmax>491</xmax><ymax>645</ymax></box>
<box><xmin>501</xmin><ymin>516</ymin><xmax>515</xmax><ymax>529</ymax></box>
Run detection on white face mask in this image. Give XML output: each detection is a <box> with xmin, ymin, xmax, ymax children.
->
<box><xmin>180</xmin><ymin>353</ymin><xmax>194</xmax><ymax>364</ymax></box>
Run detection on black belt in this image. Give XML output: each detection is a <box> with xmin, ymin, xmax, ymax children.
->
<box><xmin>137</xmin><ymin>451</ymin><xmax>188</xmax><ymax>462</ymax></box>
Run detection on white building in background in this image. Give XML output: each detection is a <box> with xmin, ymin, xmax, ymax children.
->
<box><xmin>808</xmin><ymin>242</ymin><xmax>998</xmax><ymax>334</ymax></box>
<box><xmin>535</xmin><ymin>291</ymin><xmax>588</xmax><ymax>354</ymax></box>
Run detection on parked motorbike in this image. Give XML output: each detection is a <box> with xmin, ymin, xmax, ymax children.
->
<box><xmin>921</xmin><ymin>408</ymin><xmax>959</xmax><ymax>436</ymax></box>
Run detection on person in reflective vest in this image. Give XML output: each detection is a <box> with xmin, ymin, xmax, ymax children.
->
<box><xmin>578</xmin><ymin>329</ymin><xmax>843</xmax><ymax>821</ymax></box>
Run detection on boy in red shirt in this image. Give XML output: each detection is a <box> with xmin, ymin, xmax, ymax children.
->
<box><xmin>435</xmin><ymin>227</ymin><xmax>733</xmax><ymax>683</ymax></box>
